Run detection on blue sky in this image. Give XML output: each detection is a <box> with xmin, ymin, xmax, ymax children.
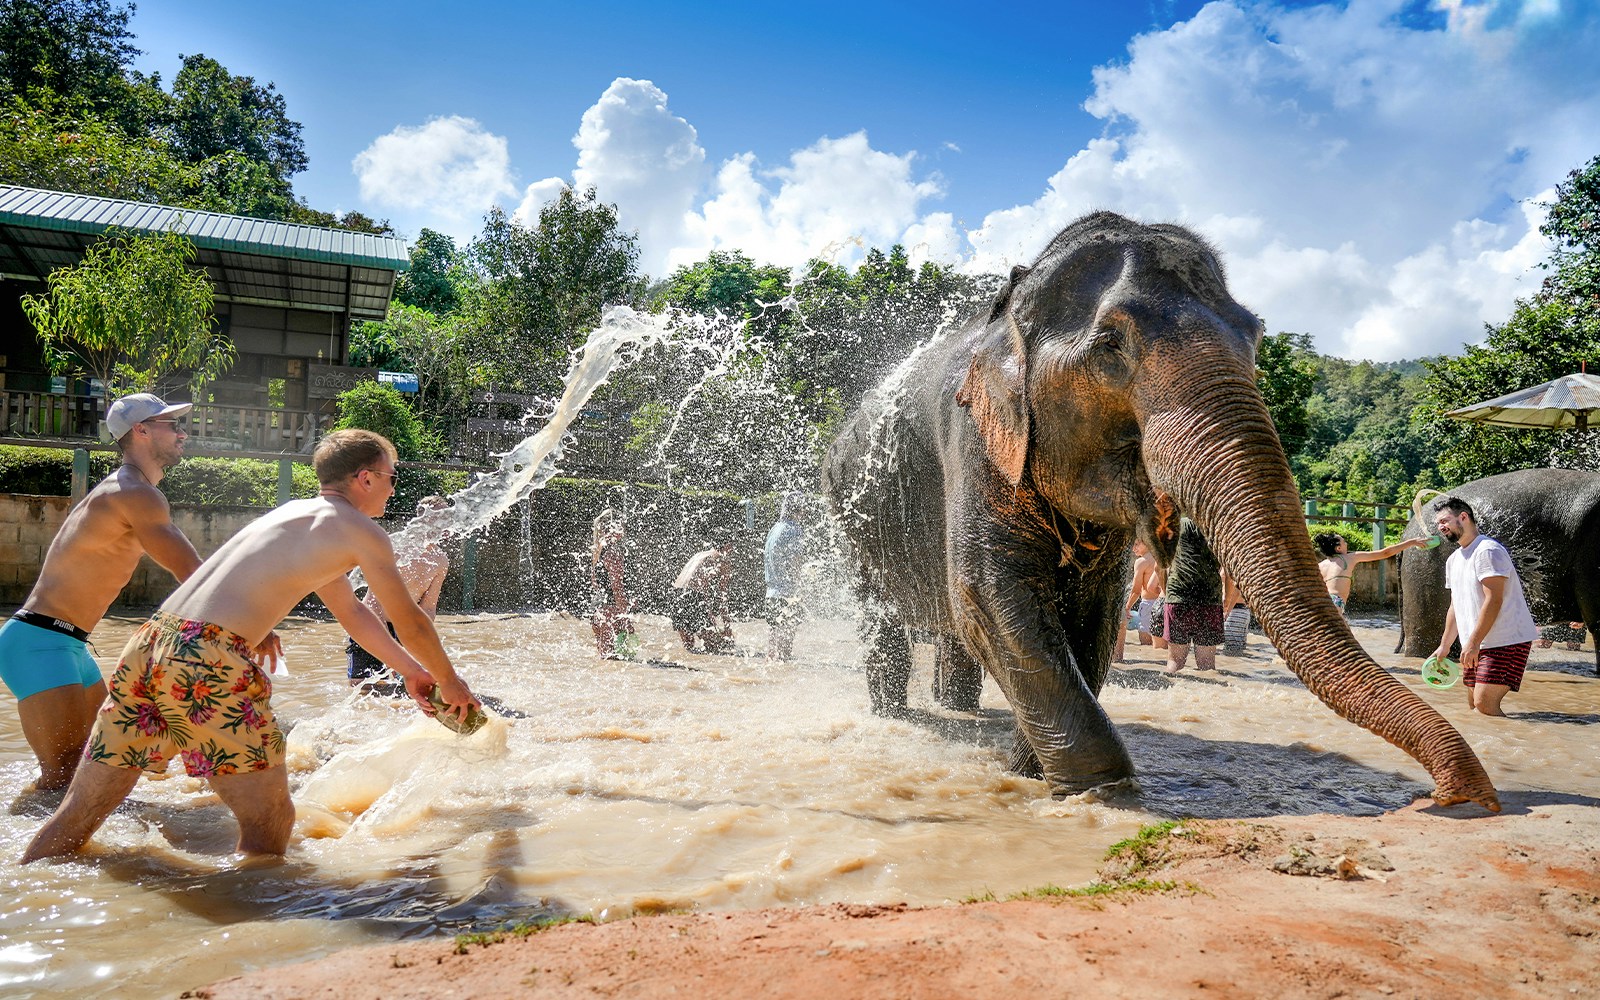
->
<box><xmin>126</xmin><ymin>0</ymin><xmax>1600</xmax><ymax>361</ymax></box>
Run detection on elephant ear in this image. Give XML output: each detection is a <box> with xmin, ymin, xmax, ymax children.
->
<box><xmin>957</xmin><ymin>266</ymin><xmax>1032</xmax><ymax>486</ymax></box>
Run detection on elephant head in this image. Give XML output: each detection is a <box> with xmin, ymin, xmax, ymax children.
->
<box><xmin>957</xmin><ymin>212</ymin><xmax>1498</xmax><ymax>812</ymax></box>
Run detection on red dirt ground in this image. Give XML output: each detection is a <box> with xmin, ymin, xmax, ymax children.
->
<box><xmin>197</xmin><ymin>794</ymin><xmax>1599</xmax><ymax>1000</ymax></box>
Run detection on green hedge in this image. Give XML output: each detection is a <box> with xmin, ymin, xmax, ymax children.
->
<box><xmin>0</xmin><ymin>446</ymin><xmax>465</xmax><ymax>508</ymax></box>
<box><xmin>0</xmin><ymin>446</ymin><xmax>119</xmax><ymax>495</ymax></box>
<box><xmin>1307</xmin><ymin>523</ymin><xmax>1376</xmax><ymax>553</ymax></box>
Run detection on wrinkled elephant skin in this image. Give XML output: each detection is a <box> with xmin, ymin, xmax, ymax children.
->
<box><xmin>821</xmin><ymin>211</ymin><xmax>1499</xmax><ymax>811</ymax></box>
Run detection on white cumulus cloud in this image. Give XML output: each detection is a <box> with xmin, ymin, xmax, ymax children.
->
<box><xmin>960</xmin><ymin>0</ymin><xmax>1600</xmax><ymax>359</ymax></box>
<box><xmin>512</xmin><ymin>79</ymin><xmax>706</xmax><ymax>272</ymax></box>
<box><xmin>541</xmin><ymin>80</ymin><xmax>949</xmax><ymax>277</ymax></box>
<box><xmin>675</xmin><ymin>131</ymin><xmax>944</xmax><ymax>273</ymax></box>
<box><xmin>352</xmin><ymin>116</ymin><xmax>518</xmax><ymax>237</ymax></box>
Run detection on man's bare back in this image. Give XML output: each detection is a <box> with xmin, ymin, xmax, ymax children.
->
<box><xmin>167</xmin><ymin>496</ymin><xmax>407</xmax><ymax>644</ymax></box>
<box><xmin>1132</xmin><ymin>553</ymin><xmax>1162</xmax><ymax>600</ymax></box>
<box><xmin>29</xmin><ymin>467</ymin><xmax>200</xmax><ymax>632</ymax></box>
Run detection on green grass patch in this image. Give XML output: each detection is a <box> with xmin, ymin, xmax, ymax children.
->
<box><xmin>453</xmin><ymin>914</ymin><xmax>596</xmax><ymax>953</ymax></box>
<box><xmin>1005</xmin><ymin>878</ymin><xmax>1182</xmax><ymax>901</ymax></box>
<box><xmin>1103</xmin><ymin>819</ymin><xmax>1190</xmax><ymax>876</ymax></box>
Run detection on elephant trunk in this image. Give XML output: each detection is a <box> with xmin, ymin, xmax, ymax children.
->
<box><xmin>1140</xmin><ymin>363</ymin><xmax>1500</xmax><ymax>813</ymax></box>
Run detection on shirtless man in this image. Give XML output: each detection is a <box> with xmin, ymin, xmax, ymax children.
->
<box><xmin>22</xmin><ymin>429</ymin><xmax>480</xmax><ymax>863</ymax></box>
<box><xmin>1114</xmin><ymin>539</ymin><xmax>1165</xmax><ymax>661</ymax></box>
<box><xmin>0</xmin><ymin>393</ymin><xmax>203</xmax><ymax>790</ymax></box>
<box><xmin>347</xmin><ymin>495</ymin><xmax>451</xmax><ymax>690</ymax></box>
<box><xmin>1315</xmin><ymin>531</ymin><xmax>1426</xmax><ymax>614</ymax></box>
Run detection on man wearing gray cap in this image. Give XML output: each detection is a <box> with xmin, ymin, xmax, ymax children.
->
<box><xmin>0</xmin><ymin>393</ymin><xmax>204</xmax><ymax>790</ymax></box>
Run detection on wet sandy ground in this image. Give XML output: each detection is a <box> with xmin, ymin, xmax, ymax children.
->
<box><xmin>193</xmin><ymin>613</ymin><xmax>1600</xmax><ymax>1000</ymax></box>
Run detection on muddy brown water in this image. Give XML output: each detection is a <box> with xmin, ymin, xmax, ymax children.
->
<box><xmin>1</xmin><ymin>610</ymin><xmax>1595</xmax><ymax>998</ymax></box>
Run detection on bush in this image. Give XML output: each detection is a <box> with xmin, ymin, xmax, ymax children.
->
<box><xmin>160</xmin><ymin>456</ymin><xmax>319</xmax><ymax>506</ymax></box>
<box><xmin>333</xmin><ymin>380</ymin><xmax>443</xmax><ymax>461</ymax></box>
<box><xmin>0</xmin><ymin>446</ymin><xmax>118</xmax><ymax>495</ymax></box>
<box><xmin>1308</xmin><ymin>523</ymin><xmax>1375</xmax><ymax>554</ymax></box>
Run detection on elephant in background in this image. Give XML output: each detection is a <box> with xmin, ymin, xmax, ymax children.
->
<box><xmin>1398</xmin><ymin>469</ymin><xmax>1600</xmax><ymax>675</ymax></box>
<box><xmin>821</xmin><ymin>211</ymin><xmax>1498</xmax><ymax>811</ymax></box>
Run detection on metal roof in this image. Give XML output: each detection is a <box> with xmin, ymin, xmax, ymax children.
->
<box><xmin>0</xmin><ymin>184</ymin><xmax>409</xmax><ymax>320</ymax></box>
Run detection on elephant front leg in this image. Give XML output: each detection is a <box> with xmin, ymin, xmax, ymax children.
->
<box><xmin>932</xmin><ymin>635</ymin><xmax>983</xmax><ymax>711</ymax></box>
<box><xmin>956</xmin><ymin>578</ymin><xmax>1134</xmax><ymax>796</ymax></box>
<box><xmin>860</xmin><ymin>610</ymin><xmax>912</xmax><ymax>716</ymax></box>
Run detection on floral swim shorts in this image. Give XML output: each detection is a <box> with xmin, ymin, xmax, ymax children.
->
<box><xmin>85</xmin><ymin>612</ymin><xmax>286</xmax><ymax>777</ymax></box>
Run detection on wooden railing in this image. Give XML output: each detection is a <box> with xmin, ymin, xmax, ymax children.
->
<box><xmin>186</xmin><ymin>402</ymin><xmax>325</xmax><ymax>453</ymax></box>
<box><xmin>0</xmin><ymin>390</ymin><xmax>326</xmax><ymax>454</ymax></box>
<box><xmin>0</xmin><ymin>389</ymin><xmax>101</xmax><ymax>439</ymax></box>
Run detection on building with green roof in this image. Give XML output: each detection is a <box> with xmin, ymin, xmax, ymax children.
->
<box><xmin>0</xmin><ymin>184</ymin><xmax>410</xmax><ymax>450</ymax></box>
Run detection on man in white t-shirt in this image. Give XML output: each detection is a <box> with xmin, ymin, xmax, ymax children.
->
<box><xmin>1431</xmin><ymin>497</ymin><xmax>1539</xmax><ymax>716</ymax></box>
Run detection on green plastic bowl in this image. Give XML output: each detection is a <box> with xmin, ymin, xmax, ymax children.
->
<box><xmin>1420</xmin><ymin>655</ymin><xmax>1460</xmax><ymax>689</ymax></box>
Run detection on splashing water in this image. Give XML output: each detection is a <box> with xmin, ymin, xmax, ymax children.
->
<box><xmin>387</xmin><ymin>306</ymin><xmax>668</xmax><ymax>562</ymax></box>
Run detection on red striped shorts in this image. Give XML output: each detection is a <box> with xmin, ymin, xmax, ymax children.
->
<box><xmin>1465</xmin><ymin>641</ymin><xmax>1531</xmax><ymax>692</ymax></box>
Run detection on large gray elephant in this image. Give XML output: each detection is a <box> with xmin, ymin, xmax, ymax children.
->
<box><xmin>820</xmin><ymin>211</ymin><xmax>1498</xmax><ymax>811</ymax></box>
<box><xmin>1398</xmin><ymin>469</ymin><xmax>1600</xmax><ymax>674</ymax></box>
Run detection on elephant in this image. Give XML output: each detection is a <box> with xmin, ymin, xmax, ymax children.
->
<box><xmin>1397</xmin><ymin>469</ymin><xmax>1600</xmax><ymax>675</ymax></box>
<box><xmin>820</xmin><ymin>211</ymin><xmax>1498</xmax><ymax>811</ymax></box>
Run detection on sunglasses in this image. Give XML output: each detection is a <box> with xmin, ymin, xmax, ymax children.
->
<box><xmin>363</xmin><ymin>468</ymin><xmax>399</xmax><ymax>481</ymax></box>
<box><xmin>143</xmin><ymin>418</ymin><xmax>185</xmax><ymax>428</ymax></box>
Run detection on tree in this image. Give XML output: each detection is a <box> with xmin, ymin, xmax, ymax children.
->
<box><xmin>286</xmin><ymin>202</ymin><xmax>393</xmax><ymax>234</ymax></box>
<box><xmin>1417</xmin><ymin>153</ymin><xmax>1600</xmax><ymax>483</ymax></box>
<box><xmin>0</xmin><ymin>0</ymin><xmax>140</xmax><ymax>114</ymax></box>
<box><xmin>464</xmin><ymin>191</ymin><xmax>643</xmax><ymax>394</ymax></box>
<box><xmin>656</xmin><ymin>249</ymin><xmax>792</xmax><ymax>344</ymax></box>
<box><xmin>1541</xmin><ymin>154</ymin><xmax>1600</xmax><ymax>309</ymax></box>
<box><xmin>1416</xmin><ymin>296</ymin><xmax>1596</xmax><ymax>483</ymax></box>
<box><xmin>332</xmin><ymin>380</ymin><xmax>440</xmax><ymax>462</ymax></box>
<box><xmin>347</xmin><ymin>303</ymin><xmax>471</xmax><ymax>438</ymax></box>
<box><xmin>0</xmin><ymin>91</ymin><xmax>195</xmax><ymax>202</ymax></box>
<box><xmin>153</xmin><ymin>53</ymin><xmax>304</xmax><ymax>217</ymax></box>
<box><xmin>19</xmin><ymin>227</ymin><xmax>233</xmax><ymax>397</ymax></box>
<box><xmin>167</xmin><ymin>54</ymin><xmax>305</xmax><ymax>177</ymax></box>
<box><xmin>1254</xmin><ymin>332</ymin><xmax>1317</xmax><ymax>455</ymax></box>
<box><xmin>393</xmin><ymin>228</ymin><xmax>466</xmax><ymax>314</ymax></box>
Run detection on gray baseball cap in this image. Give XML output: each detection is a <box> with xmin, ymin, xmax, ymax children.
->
<box><xmin>106</xmin><ymin>393</ymin><xmax>193</xmax><ymax>440</ymax></box>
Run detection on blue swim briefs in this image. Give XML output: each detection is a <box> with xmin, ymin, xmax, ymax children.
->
<box><xmin>0</xmin><ymin>616</ymin><xmax>103</xmax><ymax>701</ymax></box>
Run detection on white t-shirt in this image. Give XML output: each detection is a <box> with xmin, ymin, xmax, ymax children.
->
<box><xmin>1444</xmin><ymin>535</ymin><xmax>1539</xmax><ymax>650</ymax></box>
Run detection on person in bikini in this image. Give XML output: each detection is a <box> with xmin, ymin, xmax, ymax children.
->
<box><xmin>0</xmin><ymin>393</ymin><xmax>204</xmax><ymax>791</ymax></box>
<box><xmin>1315</xmin><ymin>531</ymin><xmax>1426</xmax><ymax>614</ymax></box>
<box><xmin>22</xmin><ymin>429</ymin><xmax>480</xmax><ymax>863</ymax></box>
<box><xmin>588</xmin><ymin>509</ymin><xmax>633</xmax><ymax>658</ymax></box>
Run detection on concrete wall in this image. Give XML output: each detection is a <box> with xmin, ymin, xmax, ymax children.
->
<box><xmin>3</xmin><ymin>490</ymin><xmax>1400</xmax><ymax>617</ymax></box>
<box><xmin>0</xmin><ymin>490</ymin><xmax>770</xmax><ymax>616</ymax></box>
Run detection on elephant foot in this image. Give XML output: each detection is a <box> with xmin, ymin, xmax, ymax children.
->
<box><xmin>1050</xmin><ymin>775</ymin><xmax>1141</xmax><ymax>801</ymax></box>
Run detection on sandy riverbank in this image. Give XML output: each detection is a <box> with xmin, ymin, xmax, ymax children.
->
<box><xmin>199</xmin><ymin>791</ymin><xmax>1599</xmax><ymax>999</ymax></box>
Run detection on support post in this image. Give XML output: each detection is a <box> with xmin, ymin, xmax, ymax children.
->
<box><xmin>1373</xmin><ymin>507</ymin><xmax>1388</xmax><ymax>606</ymax></box>
<box><xmin>461</xmin><ymin>535</ymin><xmax>479</xmax><ymax>613</ymax></box>
<box><xmin>277</xmin><ymin>459</ymin><xmax>295</xmax><ymax>505</ymax></box>
<box><xmin>71</xmin><ymin>448</ymin><xmax>90</xmax><ymax>503</ymax></box>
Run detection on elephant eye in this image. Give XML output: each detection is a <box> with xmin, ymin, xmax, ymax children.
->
<box><xmin>1088</xmin><ymin>328</ymin><xmax>1132</xmax><ymax>382</ymax></box>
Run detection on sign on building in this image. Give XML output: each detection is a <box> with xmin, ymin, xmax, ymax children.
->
<box><xmin>308</xmin><ymin>364</ymin><xmax>378</xmax><ymax>399</ymax></box>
